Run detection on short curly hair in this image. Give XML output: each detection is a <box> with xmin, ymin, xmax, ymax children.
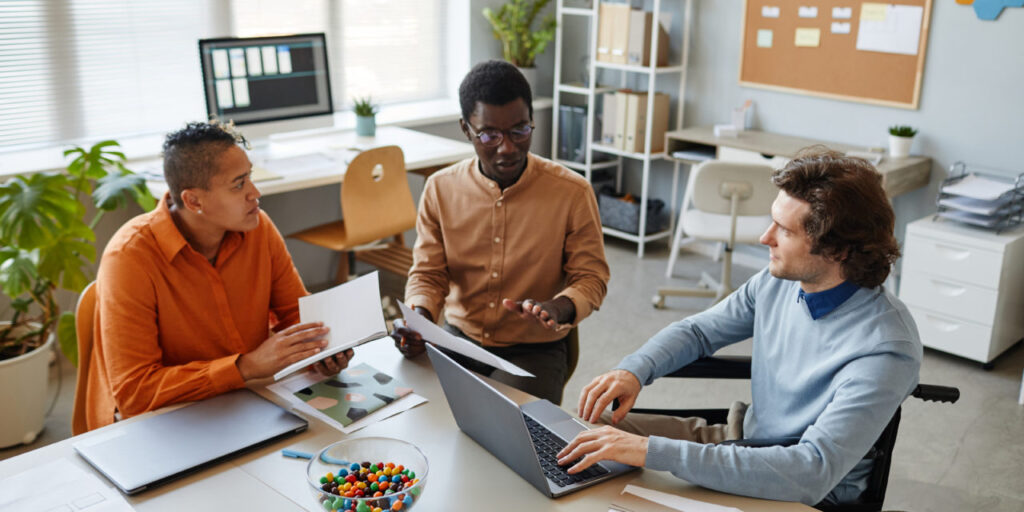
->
<box><xmin>162</xmin><ymin>120</ymin><xmax>248</xmax><ymax>207</ymax></box>
<box><xmin>458</xmin><ymin>60</ymin><xmax>533</xmax><ymax>122</ymax></box>
<box><xmin>770</xmin><ymin>147</ymin><xmax>900</xmax><ymax>289</ymax></box>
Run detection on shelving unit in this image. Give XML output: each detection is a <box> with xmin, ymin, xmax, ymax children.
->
<box><xmin>551</xmin><ymin>0</ymin><xmax>692</xmax><ymax>257</ymax></box>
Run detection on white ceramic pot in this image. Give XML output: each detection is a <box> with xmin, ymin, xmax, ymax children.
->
<box><xmin>0</xmin><ymin>323</ymin><xmax>54</xmax><ymax>448</ymax></box>
<box><xmin>516</xmin><ymin>66</ymin><xmax>539</xmax><ymax>94</ymax></box>
<box><xmin>888</xmin><ymin>135</ymin><xmax>914</xmax><ymax>159</ymax></box>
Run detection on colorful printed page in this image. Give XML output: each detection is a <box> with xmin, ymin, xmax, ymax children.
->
<box><xmin>292</xmin><ymin>363</ymin><xmax>413</xmax><ymax>427</ymax></box>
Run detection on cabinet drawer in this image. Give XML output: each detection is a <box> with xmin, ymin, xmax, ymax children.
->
<box><xmin>903</xmin><ymin>233</ymin><xmax>1003</xmax><ymax>287</ymax></box>
<box><xmin>717</xmin><ymin>146</ymin><xmax>789</xmax><ymax>169</ymax></box>
<box><xmin>899</xmin><ymin>271</ymin><xmax>997</xmax><ymax>325</ymax></box>
<box><xmin>908</xmin><ymin>306</ymin><xmax>994</xmax><ymax>363</ymax></box>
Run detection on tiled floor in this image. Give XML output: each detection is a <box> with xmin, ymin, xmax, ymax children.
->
<box><xmin>4</xmin><ymin>239</ymin><xmax>1023</xmax><ymax>511</ymax></box>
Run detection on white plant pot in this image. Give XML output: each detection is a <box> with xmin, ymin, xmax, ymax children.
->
<box><xmin>888</xmin><ymin>135</ymin><xmax>914</xmax><ymax>159</ymax></box>
<box><xmin>0</xmin><ymin>323</ymin><xmax>54</xmax><ymax>448</ymax></box>
<box><xmin>516</xmin><ymin>66</ymin><xmax>539</xmax><ymax>95</ymax></box>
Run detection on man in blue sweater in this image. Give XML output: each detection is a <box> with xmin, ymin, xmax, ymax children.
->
<box><xmin>558</xmin><ymin>149</ymin><xmax>922</xmax><ymax>506</ymax></box>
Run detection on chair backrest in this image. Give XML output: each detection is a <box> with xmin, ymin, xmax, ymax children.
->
<box><xmin>71</xmin><ymin>281</ymin><xmax>97</xmax><ymax>436</ymax></box>
<box><xmin>340</xmin><ymin>145</ymin><xmax>417</xmax><ymax>246</ymax></box>
<box><xmin>687</xmin><ymin>160</ymin><xmax>776</xmax><ymax>217</ymax></box>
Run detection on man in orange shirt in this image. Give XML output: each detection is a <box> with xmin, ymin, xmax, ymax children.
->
<box><xmin>83</xmin><ymin>121</ymin><xmax>352</xmax><ymax>431</ymax></box>
<box><xmin>392</xmin><ymin>61</ymin><xmax>609</xmax><ymax>405</ymax></box>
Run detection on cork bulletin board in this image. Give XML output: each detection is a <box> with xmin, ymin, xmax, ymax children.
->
<box><xmin>739</xmin><ymin>0</ymin><xmax>932</xmax><ymax>109</ymax></box>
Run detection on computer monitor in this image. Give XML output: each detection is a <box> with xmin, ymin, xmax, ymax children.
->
<box><xmin>198</xmin><ymin>33</ymin><xmax>334</xmax><ymax>139</ymax></box>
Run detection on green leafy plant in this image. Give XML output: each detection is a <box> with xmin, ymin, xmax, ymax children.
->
<box><xmin>888</xmin><ymin>125</ymin><xmax>917</xmax><ymax>137</ymax></box>
<box><xmin>352</xmin><ymin>96</ymin><xmax>379</xmax><ymax>117</ymax></box>
<box><xmin>483</xmin><ymin>0</ymin><xmax>557</xmax><ymax>68</ymax></box>
<box><xmin>0</xmin><ymin>140</ymin><xmax>156</xmax><ymax>365</ymax></box>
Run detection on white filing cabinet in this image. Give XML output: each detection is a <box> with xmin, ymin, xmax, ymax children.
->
<box><xmin>899</xmin><ymin>216</ymin><xmax>1024</xmax><ymax>366</ymax></box>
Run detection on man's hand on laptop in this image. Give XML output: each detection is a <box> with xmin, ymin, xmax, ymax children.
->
<box><xmin>236</xmin><ymin>322</ymin><xmax>330</xmax><ymax>380</ymax></box>
<box><xmin>391</xmin><ymin>307</ymin><xmax>432</xmax><ymax>358</ymax></box>
<box><xmin>502</xmin><ymin>296</ymin><xmax>575</xmax><ymax>330</ymax></box>
<box><xmin>556</xmin><ymin>426</ymin><xmax>648</xmax><ymax>474</ymax></box>
<box><xmin>577</xmin><ymin>369</ymin><xmax>642</xmax><ymax>424</ymax></box>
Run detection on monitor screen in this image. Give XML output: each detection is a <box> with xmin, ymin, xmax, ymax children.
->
<box><xmin>198</xmin><ymin>33</ymin><xmax>333</xmax><ymax>126</ymax></box>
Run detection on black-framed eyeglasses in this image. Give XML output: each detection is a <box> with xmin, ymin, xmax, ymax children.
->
<box><xmin>466</xmin><ymin>123</ymin><xmax>534</xmax><ymax>147</ymax></box>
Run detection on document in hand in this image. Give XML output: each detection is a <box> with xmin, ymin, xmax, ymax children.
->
<box><xmin>397</xmin><ymin>301</ymin><xmax>534</xmax><ymax>377</ymax></box>
<box><xmin>273</xmin><ymin>272</ymin><xmax>387</xmax><ymax>381</ymax></box>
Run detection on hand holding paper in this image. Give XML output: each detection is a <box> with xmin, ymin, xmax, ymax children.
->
<box><xmin>397</xmin><ymin>301</ymin><xmax>534</xmax><ymax>377</ymax></box>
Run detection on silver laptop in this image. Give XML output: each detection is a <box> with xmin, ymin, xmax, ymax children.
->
<box><xmin>74</xmin><ymin>389</ymin><xmax>307</xmax><ymax>495</ymax></box>
<box><xmin>425</xmin><ymin>344</ymin><xmax>635</xmax><ymax>497</ymax></box>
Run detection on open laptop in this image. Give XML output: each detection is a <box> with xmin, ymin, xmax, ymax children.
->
<box><xmin>425</xmin><ymin>344</ymin><xmax>636</xmax><ymax>497</ymax></box>
<box><xmin>74</xmin><ymin>389</ymin><xmax>307</xmax><ymax>495</ymax></box>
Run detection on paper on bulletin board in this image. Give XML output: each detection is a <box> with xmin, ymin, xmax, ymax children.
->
<box><xmin>761</xmin><ymin>5</ymin><xmax>780</xmax><ymax>18</ymax></box>
<box><xmin>831</xmin><ymin>21</ymin><xmax>852</xmax><ymax>34</ymax></box>
<box><xmin>798</xmin><ymin>6</ymin><xmax>818</xmax><ymax>18</ymax></box>
<box><xmin>856</xmin><ymin>3</ymin><xmax>924</xmax><ymax>55</ymax></box>
<box><xmin>832</xmin><ymin>6</ymin><xmax>853</xmax><ymax>19</ymax></box>
<box><xmin>794</xmin><ymin>28</ymin><xmax>821</xmax><ymax>47</ymax></box>
<box><xmin>757</xmin><ymin>29</ymin><xmax>773</xmax><ymax>48</ymax></box>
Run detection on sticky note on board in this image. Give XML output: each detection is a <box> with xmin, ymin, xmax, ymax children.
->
<box><xmin>798</xmin><ymin>6</ymin><xmax>818</xmax><ymax>17</ymax></box>
<box><xmin>762</xmin><ymin>5</ymin><xmax>780</xmax><ymax>18</ymax></box>
<box><xmin>757</xmin><ymin>29</ymin><xmax>774</xmax><ymax>47</ymax></box>
<box><xmin>831</xmin><ymin>21</ymin><xmax>852</xmax><ymax>34</ymax></box>
<box><xmin>832</xmin><ymin>6</ymin><xmax>853</xmax><ymax>18</ymax></box>
<box><xmin>794</xmin><ymin>28</ymin><xmax>821</xmax><ymax>47</ymax></box>
<box><xmin>861</xmin><ymin>3</ymin><xmax>889</xmax><ymax>21</ymax></box>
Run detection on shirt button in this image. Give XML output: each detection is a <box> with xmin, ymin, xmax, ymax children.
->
<box><xmin>489</xmin><ymin>302</ymin><xmax>496</xmax><ymax>308</ymax></box>
<box><xmin>496</xmin><ymin>200</ymin><xmax>503</xmax><ymax>207</ymax></box>
<box><xmin>494</xmin><ymin>237</ymin><xmax>501</xmax><ymax>243</ymax></box>
<box><xmin>491</xmin><ymin>271</ymin><xmax>498</xmax><ymax>278</ymax></box>
<box><xmin>484</xmin><ymin>332</ymin><xmax>490</xmax><ymax>338</ymax></box>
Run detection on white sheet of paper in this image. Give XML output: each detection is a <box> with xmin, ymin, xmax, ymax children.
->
<box><xmin>856</xmin><ymin>4</ymin><xmax>923</xmax><ymax>55</ymax></box>
<box><xmin>941</xmin><ymin>174</ymin><xmax>1019</xmax><ymax>201</ymax></box>
<box><xmin>761</xmin><ymin>5</ymin><xmax>780</xmax><ymax>18</ymax></box>
<box><xmin>397</xmin><ymin>301</ymin><xmax>534</xmax><ymax>377</ymax></box>
<box><xmin>756</xmin><ymin>29</ymin><xmax>773</xmax><ymax>48</ymax></box>
<box><xmin>267</xmin><ymin>370</ymin><xmax>427</xmax><ymax>434</ymax></box>
<box><xmin>0</xmin><ymin>458</ymin><xmax>135</xmax><ymax>512</ymax></box>
<box><xmin>831</xmin><ymin>21</ymin><xmax>852</xmax><ymax>34</ymax></box>
<box><xmin>798</xmin><ymin>6</ymin><xmax>818</xmax><ymax>18</ymax></box>
<box><xmin>273</xmin><ymin>272</ymin><xmax>387</xmax><ymax>380</ymax></box>
<box><xmin>621</xmin><ymin>484</ymin><xmax>743</xmax><ymax>512</ymax></box>
<box><xmin>832</xmin><ymin>6</ymin><xmax>853</xmax><ymax>19</ymax></box>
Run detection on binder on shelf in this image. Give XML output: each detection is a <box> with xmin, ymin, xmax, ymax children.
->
<box><xmin>620</xmin><ymin>92</ymin><xmax>669</xmax><ymax>153</ymax></box>
<box><xmin>596</xmin><ymin>3</ymin><xmax>615</xmax><ymax>62</ymax></box>
<box><xmin>607</xmin><ymin>3</ymin><xmax>631</xmax><ymax>64</ymax></box>
<box><xmin>614</xmin><ymin>90</ymin><xmax>630</xmax><ymax>150</ymax></box>
<box><xmin>600</xmin><ymin>93</ymin><xmax>617</xmax><ymax>145</ymax></box>
<box><xmin>934</xmin><ymin>161</ymin><xmax>1024</xmax><ymax>233</ymax></box>
<box><xmin>558</xmin><ymin>105</ymin><xmax>573</xmax><ymax>161</ymax></box>
<box><xmin>626</xmin><ymin>10</ymin><xmax>671</xmax><ymax>67</ymax></box>
<box><xmin>570</xmin><ymin>105</ymin><xmax>587</xmax><ymax>162</ymax></box>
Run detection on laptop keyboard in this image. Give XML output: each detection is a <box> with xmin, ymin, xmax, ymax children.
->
<box><xmin>523</xmin><ymin>414</ymin><xmax>609</xmax><ymax>487</ymax></box>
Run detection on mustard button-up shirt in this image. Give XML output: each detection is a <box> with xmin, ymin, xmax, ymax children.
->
<box><xmin>405</xmin><ymin>154</ymin><xmax>609</xmax><ymax>347</ymax></box>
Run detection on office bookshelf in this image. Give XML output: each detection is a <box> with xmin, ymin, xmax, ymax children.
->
<box><xmin>551</xmin><ymin>0</ymin><xmax>692</xmax><ymax>257</ymax></box>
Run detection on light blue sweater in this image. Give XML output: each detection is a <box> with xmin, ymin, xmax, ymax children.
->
<box><xmin>616</xmin><ymin>268</ymin><xmax>922</xmax><ymax>505</ymax></box>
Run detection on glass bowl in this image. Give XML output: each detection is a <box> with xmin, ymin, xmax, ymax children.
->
<box><xmin>307</xmin><ymin>437</ymin><xmax>428</xmax><ymax>512</ymax></box>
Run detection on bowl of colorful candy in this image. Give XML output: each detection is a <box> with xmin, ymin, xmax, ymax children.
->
<box><xmin>307</xmin><ymin>437</ymin><xmax>428</xmax><ymax>512</ymax></box>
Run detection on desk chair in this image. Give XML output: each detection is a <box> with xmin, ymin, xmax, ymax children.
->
<box><xmin>71</xmin><ymin>281</ymin><xmax>97</xmax><ymax>436</ymax></box>
<box><xmin>625</xmin><ymin>356</ymin><xmax>960</xmax><ymax>512</ymax></box>
<box><xmin>288</xmin><ymin>146</ymin><xmax>416</xmax><ymax>284</ymax></box>
<box><xmin>653</xmin><ymin>161</ymin><xmax>774</xmax><ymax>309</ymax></box>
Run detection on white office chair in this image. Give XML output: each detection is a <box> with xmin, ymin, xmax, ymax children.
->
<box><xmin>653</xmin><ymin>160</ymin><xmax>775</xmax><ymax>308</ymax></box>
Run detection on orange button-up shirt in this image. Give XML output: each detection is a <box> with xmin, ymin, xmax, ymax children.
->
<box><xmin>405</xmin><ymin>154</ymin><xmax>609</xmax><ymax>347</ymax></box>
<box><xmin>83</xmin><ymin>195</ymin><xmax>307</xmax><ymax>431</ymax></box>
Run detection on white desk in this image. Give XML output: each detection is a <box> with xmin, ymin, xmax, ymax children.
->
<box><xmin>0</xmin><ymin>338</ymin><xmax>813</xmax><ymax>511</ymax></box>
<box><xmin>142</xmin><ymin>126</ymin><xmax>474</xmax><ymax>198</ymax></box>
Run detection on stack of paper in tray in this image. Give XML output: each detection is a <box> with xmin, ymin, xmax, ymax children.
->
<box><xmin>936</xmin><ymin>172</ymin><xmax>1023</xmax><ymax>231</ymax></box>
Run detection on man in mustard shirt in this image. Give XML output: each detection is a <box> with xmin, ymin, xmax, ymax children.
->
<box><xmin>392</xmin><ymin>60</ymin><xmax>610</xmax><ymax>404</ymax></box>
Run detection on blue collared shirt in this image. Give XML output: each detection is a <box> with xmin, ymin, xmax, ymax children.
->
<box><xmin>798</xmin><ymin>281</ymin><xmax>861</xmax><ymax>320</ymax></box>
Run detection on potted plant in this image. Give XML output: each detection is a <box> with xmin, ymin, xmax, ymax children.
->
<box><xmin>483</xmin><ymin>0</ymin><xmax>557</xmax><ymax>93</ymax></box>
<box><xmin>0</xmin><ymin>140</ymin><xmax>154</xmax><ymax>447</ymax></box>
<box><xmin>888</xmin><ymin>125</ymin><xmax>917</xmax><ymax>159</ymax></box>
<box><xmin>353</xmin><ymin>96</ymin><xmax>379</xmax><ymax>137</ymax></box>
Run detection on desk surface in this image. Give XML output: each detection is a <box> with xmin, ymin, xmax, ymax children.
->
<box><xmin>666</xmin><ymin>126</ymin><xmax>932</xmax><ymax>198</ymax></box>
<box><xmin>0</xmin><ymin>338</ymin><xmax>813</xmax><ymax>511</ymax></box>
<box><xmin>142</xmin><ymin>126</ymin><xmax>475</xmax><ymax>198</ymax></box>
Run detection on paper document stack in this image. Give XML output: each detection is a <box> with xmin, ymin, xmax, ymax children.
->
<box><xmin>935</xmin><ymin>163</ymin><xmax>1024</xmax><ymax>232</ymax></box>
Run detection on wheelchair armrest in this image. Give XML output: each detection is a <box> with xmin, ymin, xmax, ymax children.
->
<box><xmin>720</xmin><ymin>436</ymin><xmax>800</xmax><ymax>448</ymax></box>
<box><xmin>665</xmin><ymin>356</ymin><xmax>752</xmax><ymax>379</ymax></box>
<box><xmin>912</xmin><ymin>384</ymin><xmax>960</xmax><ymax>403</ymax></box>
